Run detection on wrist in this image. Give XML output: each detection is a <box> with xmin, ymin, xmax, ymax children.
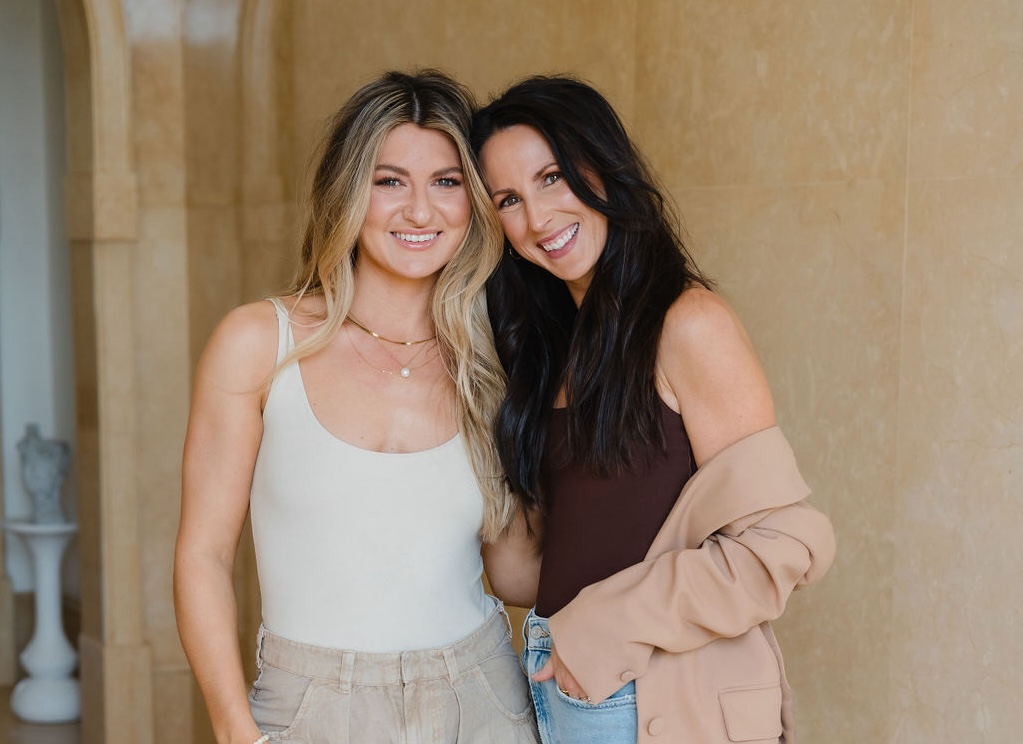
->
<box><xmin>215</xmin><ymin>725</ymin><xmax>265</xmax><ymax>744</ymax></box>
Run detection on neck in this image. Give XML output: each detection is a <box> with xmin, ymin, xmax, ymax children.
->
<box><xmin>349</xmin><ymin>266</ymin><xmax>436</xmax><ymax>339</ymax></box>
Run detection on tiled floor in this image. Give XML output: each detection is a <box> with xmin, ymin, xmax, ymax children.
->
<box><xmin>0</xmin><ymin>688</ymin><xmax>78</xmax><ymax>744</ymax></box>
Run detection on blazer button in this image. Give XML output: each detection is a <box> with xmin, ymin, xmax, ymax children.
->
<box><xmin>619</xmin><ymin>670</ymin><xmax>636</xmax><ymax>682</ymax></box>
<box><xmin>647</xmin><ymin>717</ymin><xmax>665</xmax><ymax>736</ymax></box>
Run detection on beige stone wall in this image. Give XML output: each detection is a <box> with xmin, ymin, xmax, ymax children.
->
<box><xmin>55</xmin><ymin>0</ymin><xmax>1020</xmax><ymax>742</ymax></box>
<box><xmin>894</xmin><ymin>4</ymin><xmax>1023</xmax><ymax>740</ymax></box>
<box><xmin>631</xmin><ymin>3</ymin><xmax>1022</xmax><ymax>742</ymax></box>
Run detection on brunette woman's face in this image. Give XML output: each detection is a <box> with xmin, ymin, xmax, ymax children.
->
<box><xmin>357</xmin><ymin>123</ymin><xmax>470</xmax><ymax>283</ymax></box>
<box><xmin>479</xmin><ymin>125</ymin><xmax>607</xmax><ymax>306</ymax></box>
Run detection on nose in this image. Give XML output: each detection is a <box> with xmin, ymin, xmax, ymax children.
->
<box><xmin>524</xmin><ymin>197</ymin><xmax>552</xmax><ymax>233</ymax></box>
<box><xmin>403</xmin><ymin>186</ymin><xmax>433</xmax><ymax>225</ymax></box>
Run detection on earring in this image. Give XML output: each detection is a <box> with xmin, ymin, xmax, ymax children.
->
<box><xmin>506</xmin><ymin>247</ymin><xmax>521</xmax><ymax>261</ymax></box>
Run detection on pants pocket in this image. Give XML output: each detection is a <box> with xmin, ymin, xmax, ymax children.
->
<box><xmin>552</xmin><ymin>679</ymin><xmax>636</xmax><ymax>710</ymax></box>
<box><xmin>469</xmin><ymin>647</ymin><xmax>535</xmax><ymax>722</ymax></box>
<box><xmin>249</xmin><ymin>663</ymin><xmax>327</xmax><ymax>738</ymax></box>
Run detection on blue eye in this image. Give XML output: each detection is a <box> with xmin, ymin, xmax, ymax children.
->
<box><xmin>436</xmin><ymin>177</ymin><xmax>462</xmax><ymax>188</ymax></box>
<box><xmin>375</xmin><ymin>177</ymin><xmax>402</xmax><ymax>188</ymax></box>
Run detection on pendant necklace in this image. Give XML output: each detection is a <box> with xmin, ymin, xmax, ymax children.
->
<box><xmin>346</xmin><ymin>316</ymin><xmax>437</xmax><ymax>379</ymax></box>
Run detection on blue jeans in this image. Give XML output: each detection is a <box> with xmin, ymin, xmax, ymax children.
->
<box><xmin>522</xmin><ymin>609</ymin><xmax>637</xmax><ymax>744</ymax></box>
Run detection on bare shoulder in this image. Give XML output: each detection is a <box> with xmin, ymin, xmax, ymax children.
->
<box><xmin>660</xmin><ymin>286</ymin><xmax>749</xmax><ymax>350</ymax></box>
<box><xmin>658</xmin><ymin>286</ymin><xmax>759</xmax><ymax>382</ymax></box>
<box><xmin>195</xmin><ymin>299</ymin><xmax>281</xmax><ymax>396</ymax></box>
<box><xmin>656</xmin><ymin>287</ymin><xmax>776</xmax><ymax>464</ymax></box>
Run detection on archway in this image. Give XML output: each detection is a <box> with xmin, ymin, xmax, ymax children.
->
<box><xmin>55</xmin><ymin>1</ymin><xmax>152</xmax><ymax>742</ymax></box>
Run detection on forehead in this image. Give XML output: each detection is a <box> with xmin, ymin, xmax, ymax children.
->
<box><xmin>377</xmin><ymin>123</ymin><xmax>462</xmax><ymax>166</ymax></box>
<box><xmin>479</xmin><ymin>125</ymin><xmax>556</xmax><ymax>177</ymax></box>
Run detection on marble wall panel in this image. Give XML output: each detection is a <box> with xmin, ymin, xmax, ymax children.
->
<box><xmin>128</xmin><ymin>39</ymin><xmax>187</xmax><ymax>205</ymax></box>
<box><xmin>184</xmin><ymin>0</ymin><xmax>241</xmax><ymax>207</ymax></box>
<box><xmin>152</xmin><ymin>668</ymin><xmax>195</xmax><ymax>744</ymax></box>
<box><xmin>447</xmin><ymin>0</ymin><xmax>638</xmax><ymax>116</ymax></box>
<box><xmin>894</xmin><ymin>176</ymin><xmax>1023</xmax><ymax>743</ymax></box>
<box><xmin>634</xmin><ymin>0</ymin><xmax>913</xmax><ymax>188</ymax></box>
<box><xmin>184</xmin><ymin>1</ymin><xmax>244</xmax><ymax>361</ymax></box>
<box><xmin>289</xmin><ymin>0</ymin><xmax>637</xmax><ymax>182</ymax></box>
<box><xmin>679</xmin><ymin>179</ymin><xmax>903</xmax><ymax>741</ymax></box>
<box><xmin>909</xmin><ymin>0</ymin><xmax>1023</xmax><ymax>179</ymax></box>
<box><xmin>133</xmin><ymin>205</ymin><xmax>191</xmax><ymax>667</ymax></box>
<box><xmin>121</xmin><ymin>0</ymin><xmax>193</xmax><ymax>680</ymax></box>
<box><xmin>186</xmin><ymin>206</ymin><xmax>242</xmax><ymax>363</ymax></box>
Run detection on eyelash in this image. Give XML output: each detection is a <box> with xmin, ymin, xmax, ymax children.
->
<box><xmin>374</xmin><ymin>176</ymin><xmax>463</xmax><ymax>189</ymax></box>
<box><xmin>496</xmin><ymin>171</ymin><xmax>563</xmax><ymax>210</ymax></box>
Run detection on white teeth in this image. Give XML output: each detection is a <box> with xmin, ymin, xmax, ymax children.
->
<box><xmin>540</xmin><ymin>223</ymin><xmax>578</xmax><ymax>252</ymax></box>
<box><xmin>394</xmin><ymin>232</ymin><xmax>437</xmax><ymax>243</ymax></box>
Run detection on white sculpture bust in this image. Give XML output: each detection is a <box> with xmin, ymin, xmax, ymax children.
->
<box><xmin>17</xmin><ymin>424</ymin><xmax>70</xmax><ymax>524</ymax></box>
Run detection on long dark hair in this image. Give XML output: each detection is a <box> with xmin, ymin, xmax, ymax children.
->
<box><xmin>471</xmin><ymin>75</ymin><xmax>710</xmax><ymax>511</ymax></box>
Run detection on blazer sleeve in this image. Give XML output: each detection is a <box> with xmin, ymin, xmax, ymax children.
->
<box><xmin>547</xmin><ymin>446</ymin><xmax>835</xmax><ymax>703</ymax></box>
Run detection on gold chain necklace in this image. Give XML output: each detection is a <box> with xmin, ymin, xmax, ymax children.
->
<box><xmin>346</xmin><ymin>315</ymin><xmax>436</xmax><ymax>346</ymax></box>
<box><xmin>346</xmin><ymin>328</ymin><xmax>436</xmax><ymax>379</ymax></box>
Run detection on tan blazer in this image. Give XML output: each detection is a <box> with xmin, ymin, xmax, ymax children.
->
<box><xmin>548</xmin><ymin>427</ymin><xmax>836</xmax><ymax>743</ymax></box>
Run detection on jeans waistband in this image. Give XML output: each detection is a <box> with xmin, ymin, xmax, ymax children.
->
<box><xmin>523</xmin><ymin>608</ymin><xmax>553</xmax><ymax>652</ymax></box>
<box><xmin>257</xmin><ymin>601</ymin><xmax>511</xmax><ymax>686</ymax></box>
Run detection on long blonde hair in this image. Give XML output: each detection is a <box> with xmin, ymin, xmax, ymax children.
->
<box><xmin>282</xmin><ymin>70</ymin><xmax>514</xmax><ymax>540</ymax></box>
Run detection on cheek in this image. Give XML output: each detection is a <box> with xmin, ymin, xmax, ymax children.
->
<box><xmin>445</xmin><ymin>194</ymin><xmax>471</xmax><ymax>229</ymax></box>
<box><xmin>498</xmin><ymin>212</ymin><xmax>527</xmax><ymax>247</ymax></box>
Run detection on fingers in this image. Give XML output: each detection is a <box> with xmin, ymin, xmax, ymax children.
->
<box><xmin>531</xmin><ymin>658</ymin><xmax>555</xmax><ymax>682</ymax></box>
<box><xmin>531</xmin><ymin>645</ymin><xmax>589</xmax><ymax>702</ymax></box>
<box><xmin>555</xmin><ymin>683</ymin><xmax>591</xmax><ymax>703</ymax></box>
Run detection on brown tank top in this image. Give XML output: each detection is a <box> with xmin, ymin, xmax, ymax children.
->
<box><xmin>534</xmin><ymin>397</ymin><xmax>696</xmax><ymax>617</ymax></box>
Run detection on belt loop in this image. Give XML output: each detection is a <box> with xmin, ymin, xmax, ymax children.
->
<box><xmin>443</xmin><ymin>647</ymin><xmax>460</xmax><ymax>681</ymax></box>
<box><xmin>496</xmin><ymin>601</ymin><xmax>513</xmax><ymax>639</ymax></box>
<box><xmin>339</xmin><ymin>651</ymin><xmax>356</xmax><ymax>693</ymax></box>
<box><xmin>255</xmin><ymin>624</ymin><xmax>266</xmax><ymax>672</ymax></box>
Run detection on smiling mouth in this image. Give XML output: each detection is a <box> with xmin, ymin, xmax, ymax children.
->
<box><xmin>539</xmin><ymin>223</ymin><xmax>579</xmax><ymax>252</ymax></box>
<box><xmin>393</xmin><ymin>231</ymin><xmax>438</xmax><ymax>243</ymax></box>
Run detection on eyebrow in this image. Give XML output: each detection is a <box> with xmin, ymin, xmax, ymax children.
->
<box><xmin>375</xmin><ymin>164</ymin><xmax>464</xmax><ymax>178</ymax></box>
<box><xmin>489</xmin><ymin>161</ymin><xmax>559</xmax><ymax>198</ymax></box>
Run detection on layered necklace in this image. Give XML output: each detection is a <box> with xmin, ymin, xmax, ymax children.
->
<box><xmin>346</xmin><ymin>315</ymin><xmax>437</xmax><ymax>379</ymax></box>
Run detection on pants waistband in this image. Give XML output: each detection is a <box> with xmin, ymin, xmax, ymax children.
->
<box><xmin>257</xmin><ymin>602</ymin><xmax>511</xmax><ymax>686</ymax></box>
<box><xmin>523</xmin><ymin>608</ymin><xmax>553</xmax><ymax>652</ymax></box>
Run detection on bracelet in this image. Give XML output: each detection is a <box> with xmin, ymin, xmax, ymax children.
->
<box><xmin>253</xmin><ymin>736</ymin><xmax>269</xmax><ymax>744</ymax></box>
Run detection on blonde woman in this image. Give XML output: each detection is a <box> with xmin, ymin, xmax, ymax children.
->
<box><xmin>175</xmin><ymin>70</ymin><xmax>540</xmax><ymax>744</ymax></box>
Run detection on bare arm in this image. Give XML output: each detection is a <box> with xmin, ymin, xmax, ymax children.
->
<box><xmin>174</xmin><ymin>301</ymin><xmax>277</xmax><ymax>744</ymax></box>
<box><xmin>482</xmin><ymin>507</ymin><xmax>542</xmax><ymax>608</ymax></box>
<box><xmin>657</xmin><ymin>287</ymin><xmax>777</xmax><ymax>465</ymax></box>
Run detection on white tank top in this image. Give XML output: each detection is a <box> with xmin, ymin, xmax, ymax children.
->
<box><xmin>250</xmin><ymin>298</ymin><xmax>490</xmax><ymax>651</ymax></box>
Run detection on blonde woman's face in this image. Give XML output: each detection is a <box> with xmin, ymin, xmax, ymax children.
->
<box><xmin>357</xmin><ymin>123</ymin><xmax>471</xmax><ymax>283</ymax></box>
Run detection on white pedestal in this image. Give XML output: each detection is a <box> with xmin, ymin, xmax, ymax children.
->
<box><xmin>3</xmin><ymin>521</ymin><xmax>80</xmax><ymax>723</ymax></box>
